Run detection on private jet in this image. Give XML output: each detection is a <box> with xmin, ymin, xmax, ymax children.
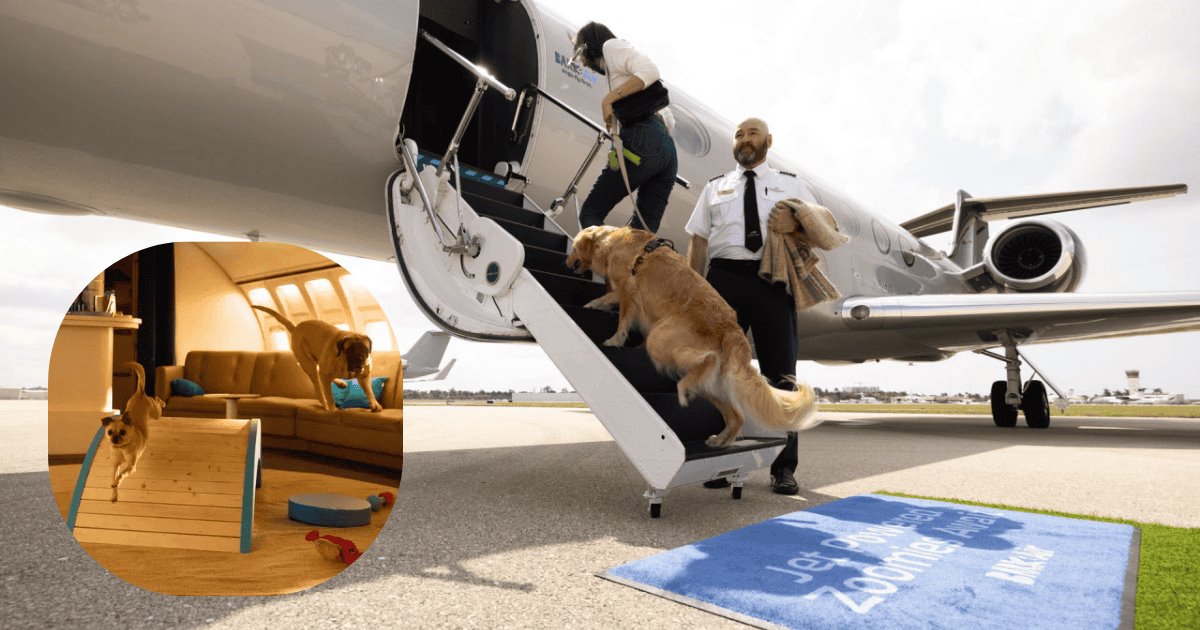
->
<box><xmin>3</xmin><ymin>0</ymin><xmax>1194</xmax><ymax>515</ymax></box>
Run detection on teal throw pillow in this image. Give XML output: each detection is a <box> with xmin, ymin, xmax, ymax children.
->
<box><xmin>330</xmin><ymin>377</ymin><xmax>388</xmax><ymax>409</ymax></box>
<box><xmin>170</xmin><ymin>378</ymin><xmax>206</xmax><ymax>397</ymax></box>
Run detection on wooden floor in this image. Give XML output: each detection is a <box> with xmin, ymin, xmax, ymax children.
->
<box><xmin>72</xmin><ymin>418</ymin><xmax>253</xmax><ymax>553</ymax></box>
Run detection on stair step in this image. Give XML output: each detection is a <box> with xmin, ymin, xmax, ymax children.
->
<box><xmin>465</xmin><ymin>191</ymin><xmax>544</xmax><ymax>229</ymax></box>
<box><xmin>531</xmin><ymin>270</ymin><xmax>606</xmax><ymax>307</ymax></box>
<box><xmin>489</xmin><ymin>215</ymin><xmax>568</xmax><ymax>251</ymax></box>
<box><xmin>600</xmin><ymin>346</ymin><xmax>677</xmax><ymax>392</ymax></box>
<box><xmin>683</xmin><ymin>437</ymin><xmax>790</xmax><ymax>462</ymax></box>
<box><xmin>524</xmin><ymin>244</ymin><xmax>577</xmax><ymax>277</ymax></box>
<box><xmin>641</xmin><ymin>392</ymin><xmax>727</xmax><ymax>444</ymax></box>
<box><xmin>562</xmin><ymin>305</ymin><xmax>644</xmax><ymax>347</ymax></box>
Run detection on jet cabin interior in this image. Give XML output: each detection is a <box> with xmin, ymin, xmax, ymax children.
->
<box><xmin>401</xmin><ymin>0</ymin><xmax>538</xmax><ymax>175</ymax></box>
<box><xmin>88</xmin><ymin>242</ymin><xmax>396</xmax><ymax>408</ymax></box>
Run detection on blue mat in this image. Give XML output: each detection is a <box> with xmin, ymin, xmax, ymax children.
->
<box><xmin>603</xmin><ymin>494</ymin><xmax>1138</xmax><ymax>629</ymax></box>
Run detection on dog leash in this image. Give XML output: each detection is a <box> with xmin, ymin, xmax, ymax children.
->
<box><xmin>630</xmin><ymin>237</ymin><xmax>675</xmax><ymax>276</ymax></box>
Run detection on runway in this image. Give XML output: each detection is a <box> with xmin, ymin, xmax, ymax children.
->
<box><xmin>3</xmin><ymin>401</ymin><xmax>1198</xmax><ymax>628</ymax></box>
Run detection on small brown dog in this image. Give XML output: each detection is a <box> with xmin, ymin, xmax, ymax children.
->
<box><xmin>252</xmin><ymin>305</ymin><xmax>382</xmax><ymax>412</ymax></box>
<box><xmin>102</xmin><ymin>361</ymin><xmax>162</xmax><ymax>501</ymax></box>
<box><xmin>566</xmin><ymin>225</ymin><xmax>819</xmax><ymax>446</ymax></box>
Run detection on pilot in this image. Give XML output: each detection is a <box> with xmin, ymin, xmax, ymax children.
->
<box><xmin>572</xmin><ymin>21</ymin><xmax>678</xmax><ymax>233</ymax></box>
<box><xmin>684</xmin><ymin>117</ymin><xmax>818</xmax><ymax>495</ymax></box>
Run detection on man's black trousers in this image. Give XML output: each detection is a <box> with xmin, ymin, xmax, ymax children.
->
<box><xmin>705</xmin><ymin>258</ymin><xmax>798</xmax><ymax>474</ymax></box>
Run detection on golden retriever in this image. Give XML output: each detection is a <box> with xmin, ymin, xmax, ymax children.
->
<box><xmin>565</xmin><ymin>225</ymin><xmax>819</xmax><ymax>446</ymax></box>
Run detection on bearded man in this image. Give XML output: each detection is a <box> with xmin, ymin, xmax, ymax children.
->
<box><xmin>683</xmin><ymin>117</ymin><xmax>820</xmax><ymax>495</ymax></box>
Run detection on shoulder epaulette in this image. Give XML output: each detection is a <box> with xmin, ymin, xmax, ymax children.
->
<box><xmin>708</xmin><ymin>174</ymin><xmax>724</xmax><ymax>182</ymax></box>
<box><xmin>779</xmin><ymin>171</ymin><xmax>797</xmax><ymax>177</ymax></box>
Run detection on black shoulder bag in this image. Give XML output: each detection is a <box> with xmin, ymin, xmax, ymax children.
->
<box><xmin>611</xmin><ymin>80</ymin><xmax>670</xmax><ymax>126</ymax></box>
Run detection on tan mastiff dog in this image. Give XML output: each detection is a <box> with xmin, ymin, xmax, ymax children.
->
<box><xmin>252</xmin><ymin>305</ymin><xmax>382</xmax><ymax>412</ymax></box>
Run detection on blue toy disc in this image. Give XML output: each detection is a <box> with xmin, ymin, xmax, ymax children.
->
<box><xmin>288</xmin><ymin>493</ymin><xmax>372</xmax><ymax>527</ymax></box>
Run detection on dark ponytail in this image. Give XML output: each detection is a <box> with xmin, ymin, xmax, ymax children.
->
<box><xmin>575</xmin><ymin>21</ymin><xmax>616</xmax><ymax>75</ymax></box>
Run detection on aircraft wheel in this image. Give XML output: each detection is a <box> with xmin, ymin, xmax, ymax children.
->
<box><xmin>650</xmin><ymin>502</ymin><xmax>662</xmax><ymax>518</ymax></box>
<box><xmin>990</xmin><ymin>381</ymin><xmax>1017</xmax><ymax>427</ymax></box>
<box><xmin>732</xmin><ymin>486</ymin><xmax>743</xmax><ymax>500</ymax></box>
<box><xmin>1023</xmin><ymin>381</ymin><xmax>1051</xmax><ymax>429</ymax></box>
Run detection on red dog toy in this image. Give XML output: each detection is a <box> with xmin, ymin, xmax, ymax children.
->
<box><xmin>305</xmin><ymin>529</ymin><xmax>363</xmax><ymax>565</ymax></box>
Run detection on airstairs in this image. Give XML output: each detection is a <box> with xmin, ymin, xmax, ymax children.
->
<box><xmin>388</xmin><ymin>31</ymin><xmax>788</xmax><ymax>517</ymax></box>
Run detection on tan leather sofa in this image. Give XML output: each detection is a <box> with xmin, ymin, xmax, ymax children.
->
<box><xmin>155</xmin><ymin>351</ymin><xmax>403</xmax><ymax>470</ymax></box>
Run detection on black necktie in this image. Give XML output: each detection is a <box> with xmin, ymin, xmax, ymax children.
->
<box><xmin>743</xmin><ymin>170</ymin><xmax>762</xmax><ymax>252</ymax></box>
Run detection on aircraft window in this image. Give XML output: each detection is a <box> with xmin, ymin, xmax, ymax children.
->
<box><xmin>276</xmin><ymin>283</ymin><xmax>311</xmax><ymax>321</ymax></box>
<box><xmin>338</xmin><ymin>275</ymin><xmax>373</xmax><ymax>311</ymax></box>
<box><xmin>364</xmin><ymin>320</ymin><xmax>395</xmax><ymax>351</ymax></box>
<box><xmin>871</xmin><ymin>219</ymin><xmax>891</xmax><ymax>255</ymax></box>
<box><xmin>268</xmin><ymin>330</ymin><xmax>290</xmax><ymax>351</ymax></box>
<box><xmin>305</xmin><ymin>278</ymin><xmax>343</xmax><ymax>321</ymax></box>
<box><xmin>247</xmin><ymin>287</ymin><xmax>273</xmax><ymax>306</ymax></box>
<box><xmin>668</xmin><ymin>104</ymin><xmax>711</xmax><ymax>157</ymax></box>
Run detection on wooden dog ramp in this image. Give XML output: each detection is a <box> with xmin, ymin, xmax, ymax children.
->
<box><xmin>67</xmin><ymin>418</ymin><xmax>261</xmax><ymax>553</ymax></box>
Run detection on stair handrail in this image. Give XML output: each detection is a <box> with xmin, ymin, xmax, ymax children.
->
<box><xmin>419</xmin><ymin>30</ymin><xmax>516</xmax><ymax>101</ymax></box>
<box><xmin>395</xmin><ymin>136</ymin><xmax>456</xmax><ymax>251</ymax></box>
<box><xmin>419</xmin><ymin>30</ymin><xmax>516</xmax><ymax>180</ymax></box>
<box><xmin>511</xmin><ymin>83</ymin><xmax>691</xmax><ymax>218</ymax></box>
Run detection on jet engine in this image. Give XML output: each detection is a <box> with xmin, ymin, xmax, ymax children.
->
<box><xmin>983</xmin><ymin>219</ymin><xmax>1087</xmax><ymax>293</ymax></box>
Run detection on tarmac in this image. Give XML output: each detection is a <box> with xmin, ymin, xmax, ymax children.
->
<box><xmin>2</xmin><ymin>400</ymin><xmax>1198</xmax><ymax>628</ymax></box>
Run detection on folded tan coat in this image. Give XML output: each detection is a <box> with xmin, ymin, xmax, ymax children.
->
<box><xmin>758</xmin><ymin>198</ymin><xmax>851</xmax><ymax>311</ymax></box>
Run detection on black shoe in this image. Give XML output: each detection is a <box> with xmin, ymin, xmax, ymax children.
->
<box><xmin>703</xmin><ymin>478</ymin><xmax>731</xmax><ymax>489</ymax></box>
<box><xmin>770</xmin><ymin>469</ymin><xmax>800</xmax><ymax>495</ymax></box>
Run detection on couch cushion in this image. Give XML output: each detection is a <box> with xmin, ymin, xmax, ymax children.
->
<box><xmin>184</xmin><ymin>351</ymin><xmax>258</xmax><ymax>395</ymax></box>
<box><xmin>250</xmin><ymin>352</ymin><xmax>320</xmax><ymax>399</ymax></box>
<box><xmin>239</xmin><ymin>396</ymin><xmax>321</xmax><ymax>418</ymax></box>
<box><xmin>369</xmin><ymin>352</ymin><xmax>402</xmax><ymax>408</ymax></box>
<box><xmin>296</xmin><ymin>407</ymin><xmax>402</xmax><ymax>456</ymax></box>
<box><xmin>164</xmin><ymin>395</ymin><xmax>227</xmax><ymax>416</ymax></box>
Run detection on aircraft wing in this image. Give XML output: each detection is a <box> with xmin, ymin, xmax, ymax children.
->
<box><xmin>901</xmin><ymin>184</ymin><xmax>1187</xmax><ymax>238</ymax></box>
<box><xmin>839</xmin><ymin>291</ymin><xmax>1200</xmax><ymax>354</ymax></box>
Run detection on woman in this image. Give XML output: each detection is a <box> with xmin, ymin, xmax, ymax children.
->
<box><xmin>573</xmin><ymin>22</ymin><xmax>678</xmax><ymax>234</ymax></box>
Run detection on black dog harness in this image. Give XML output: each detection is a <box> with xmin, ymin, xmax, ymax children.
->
<box><xmin>630</xmin><ymin>238</ymin><xmax>675</xmax><ymax>276</ymax></box>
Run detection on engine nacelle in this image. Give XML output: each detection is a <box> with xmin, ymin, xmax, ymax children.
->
<box><xmin>983</xmin><ymin>219</ymin><xmax>1087</xmax><ymax>292</ymax></box>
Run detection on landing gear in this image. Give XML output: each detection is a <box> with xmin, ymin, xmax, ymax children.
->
<box><xmin>977</xmin><ymin>332</ymin><xmax>1068</xmax><ymax>430</ymax></box>
<box><xmin>1022</xmin><ymin>381</ymin><xmax>1051</xmax><ymax>429</ymax></box>
<box><xmin>990</xmin><ymin>381</ymin><xmax>1017</xmax><ymax>427</ymax></box>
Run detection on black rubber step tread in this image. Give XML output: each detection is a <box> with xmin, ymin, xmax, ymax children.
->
<box><xmin>530</xmin><ymin>270</ymin><xmax>607</xmax><ymax>306</ymax></box>
<box><xmin>599</xmin><ymin>346</ymin><xmax>677</xmax><ymax>393</ymax></box>
<box><xmin>684</xmin><ymin>437</ymin><xmax>790</xmax><ymax>462</ymax></box>
<box><xmin>641</xmin><ymin>392</ymin><xmax>728</xmax><ymax>445</ymax></box>
<box><xmin>561</xmin><ymin>305</ymin><xmax>645</xmax><ymax>347</ymax></box>
<box><xmin>524</xmin><ymin>244</ymin><xmax>579</xmax><ymax>276</ymax></box>
<box><xmin>487</xmin><ymin>215</ymin><xmax>568</xmax><ymax>251</ymax></box>
<box><xmin>464</xmin><ymin>191</ymin><xmax>544</xmax><ymax>229</ymax></box>
<box><xmin>458</xmin><ymin>172</ymin><xmax>525</xmax><ymax>207</ymax></box>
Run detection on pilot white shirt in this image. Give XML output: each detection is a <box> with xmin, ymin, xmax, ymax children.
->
<box><xmin>602</xmin><ymin>38</ymin><xmax>675</xmax><ymax>132</ymax></box>
<box><xmin>685</xmin><ymin>162</ymin><xmax>818</xmax><ymax>261</ymax></box>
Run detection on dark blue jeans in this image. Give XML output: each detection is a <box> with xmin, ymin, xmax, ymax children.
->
<box><xmin>579</xmin><ymin>115</ymin><xmax>678</xmax><ymax>233</ymax></box>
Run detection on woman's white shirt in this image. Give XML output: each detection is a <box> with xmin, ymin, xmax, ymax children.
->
<box><xmin>602</xmin><ymin>38</ymin><xmax>675</xmax><ymax>132</ymax></box>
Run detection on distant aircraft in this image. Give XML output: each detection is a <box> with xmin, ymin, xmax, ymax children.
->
<box><xmin>403</xmin><ymin>331</ymin><xmax>454</xmax><ymax>381</ymax></box>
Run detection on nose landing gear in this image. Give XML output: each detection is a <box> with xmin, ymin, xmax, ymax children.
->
<box><xmin>977</xmin><ymin>332</ymin><xmax>1065</xmax><ymax>429</ymax></box>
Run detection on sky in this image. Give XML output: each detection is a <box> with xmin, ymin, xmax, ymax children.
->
<box><xmin>2</xmin><ymin>0</ymin><xmax>1198</xmax><ymax>397</ymax></box>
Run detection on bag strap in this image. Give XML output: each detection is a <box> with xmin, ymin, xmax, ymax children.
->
<box><xmin>604</xmin><ymin>50</ymin><xmax>654</xmax><ymax>235</ymax></box>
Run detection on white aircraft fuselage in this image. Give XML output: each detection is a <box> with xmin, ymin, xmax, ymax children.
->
<box><xmin>2</xmin><ymin>0</ymin><xmax>1193</xmax><ymax>369</ymax></box>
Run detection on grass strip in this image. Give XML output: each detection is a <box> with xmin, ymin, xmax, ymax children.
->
<box><xmin>877</xmin><ymin>491</ymin><xmax>1200</xmax><ymax>629</ymax></box>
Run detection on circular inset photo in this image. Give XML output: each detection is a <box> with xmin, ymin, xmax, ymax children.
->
<box><xmin>47</xmin><ymin>242</ymin><xmax>403</xmax><ymax>595</ymax></box>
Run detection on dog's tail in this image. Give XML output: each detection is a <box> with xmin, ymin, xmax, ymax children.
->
<box><xmin>724</xmin><ymin>367</ymin><xmax>820</xmax><ymax>432</ymax></box>
<box><xmin>251</xmin><ymin>304</ymin><xmax>296</xmax><ymax>332</ymax></box>
<box><xmin>124</xmin><ymin>361</ymin><xmax>146</xmax><ymax>394</ymax></box>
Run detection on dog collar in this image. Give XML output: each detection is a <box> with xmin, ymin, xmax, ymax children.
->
<box><xmin>631</xmin><ymin>238</ymin><xmax>675</xmax><ymax>276</ymax></box>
